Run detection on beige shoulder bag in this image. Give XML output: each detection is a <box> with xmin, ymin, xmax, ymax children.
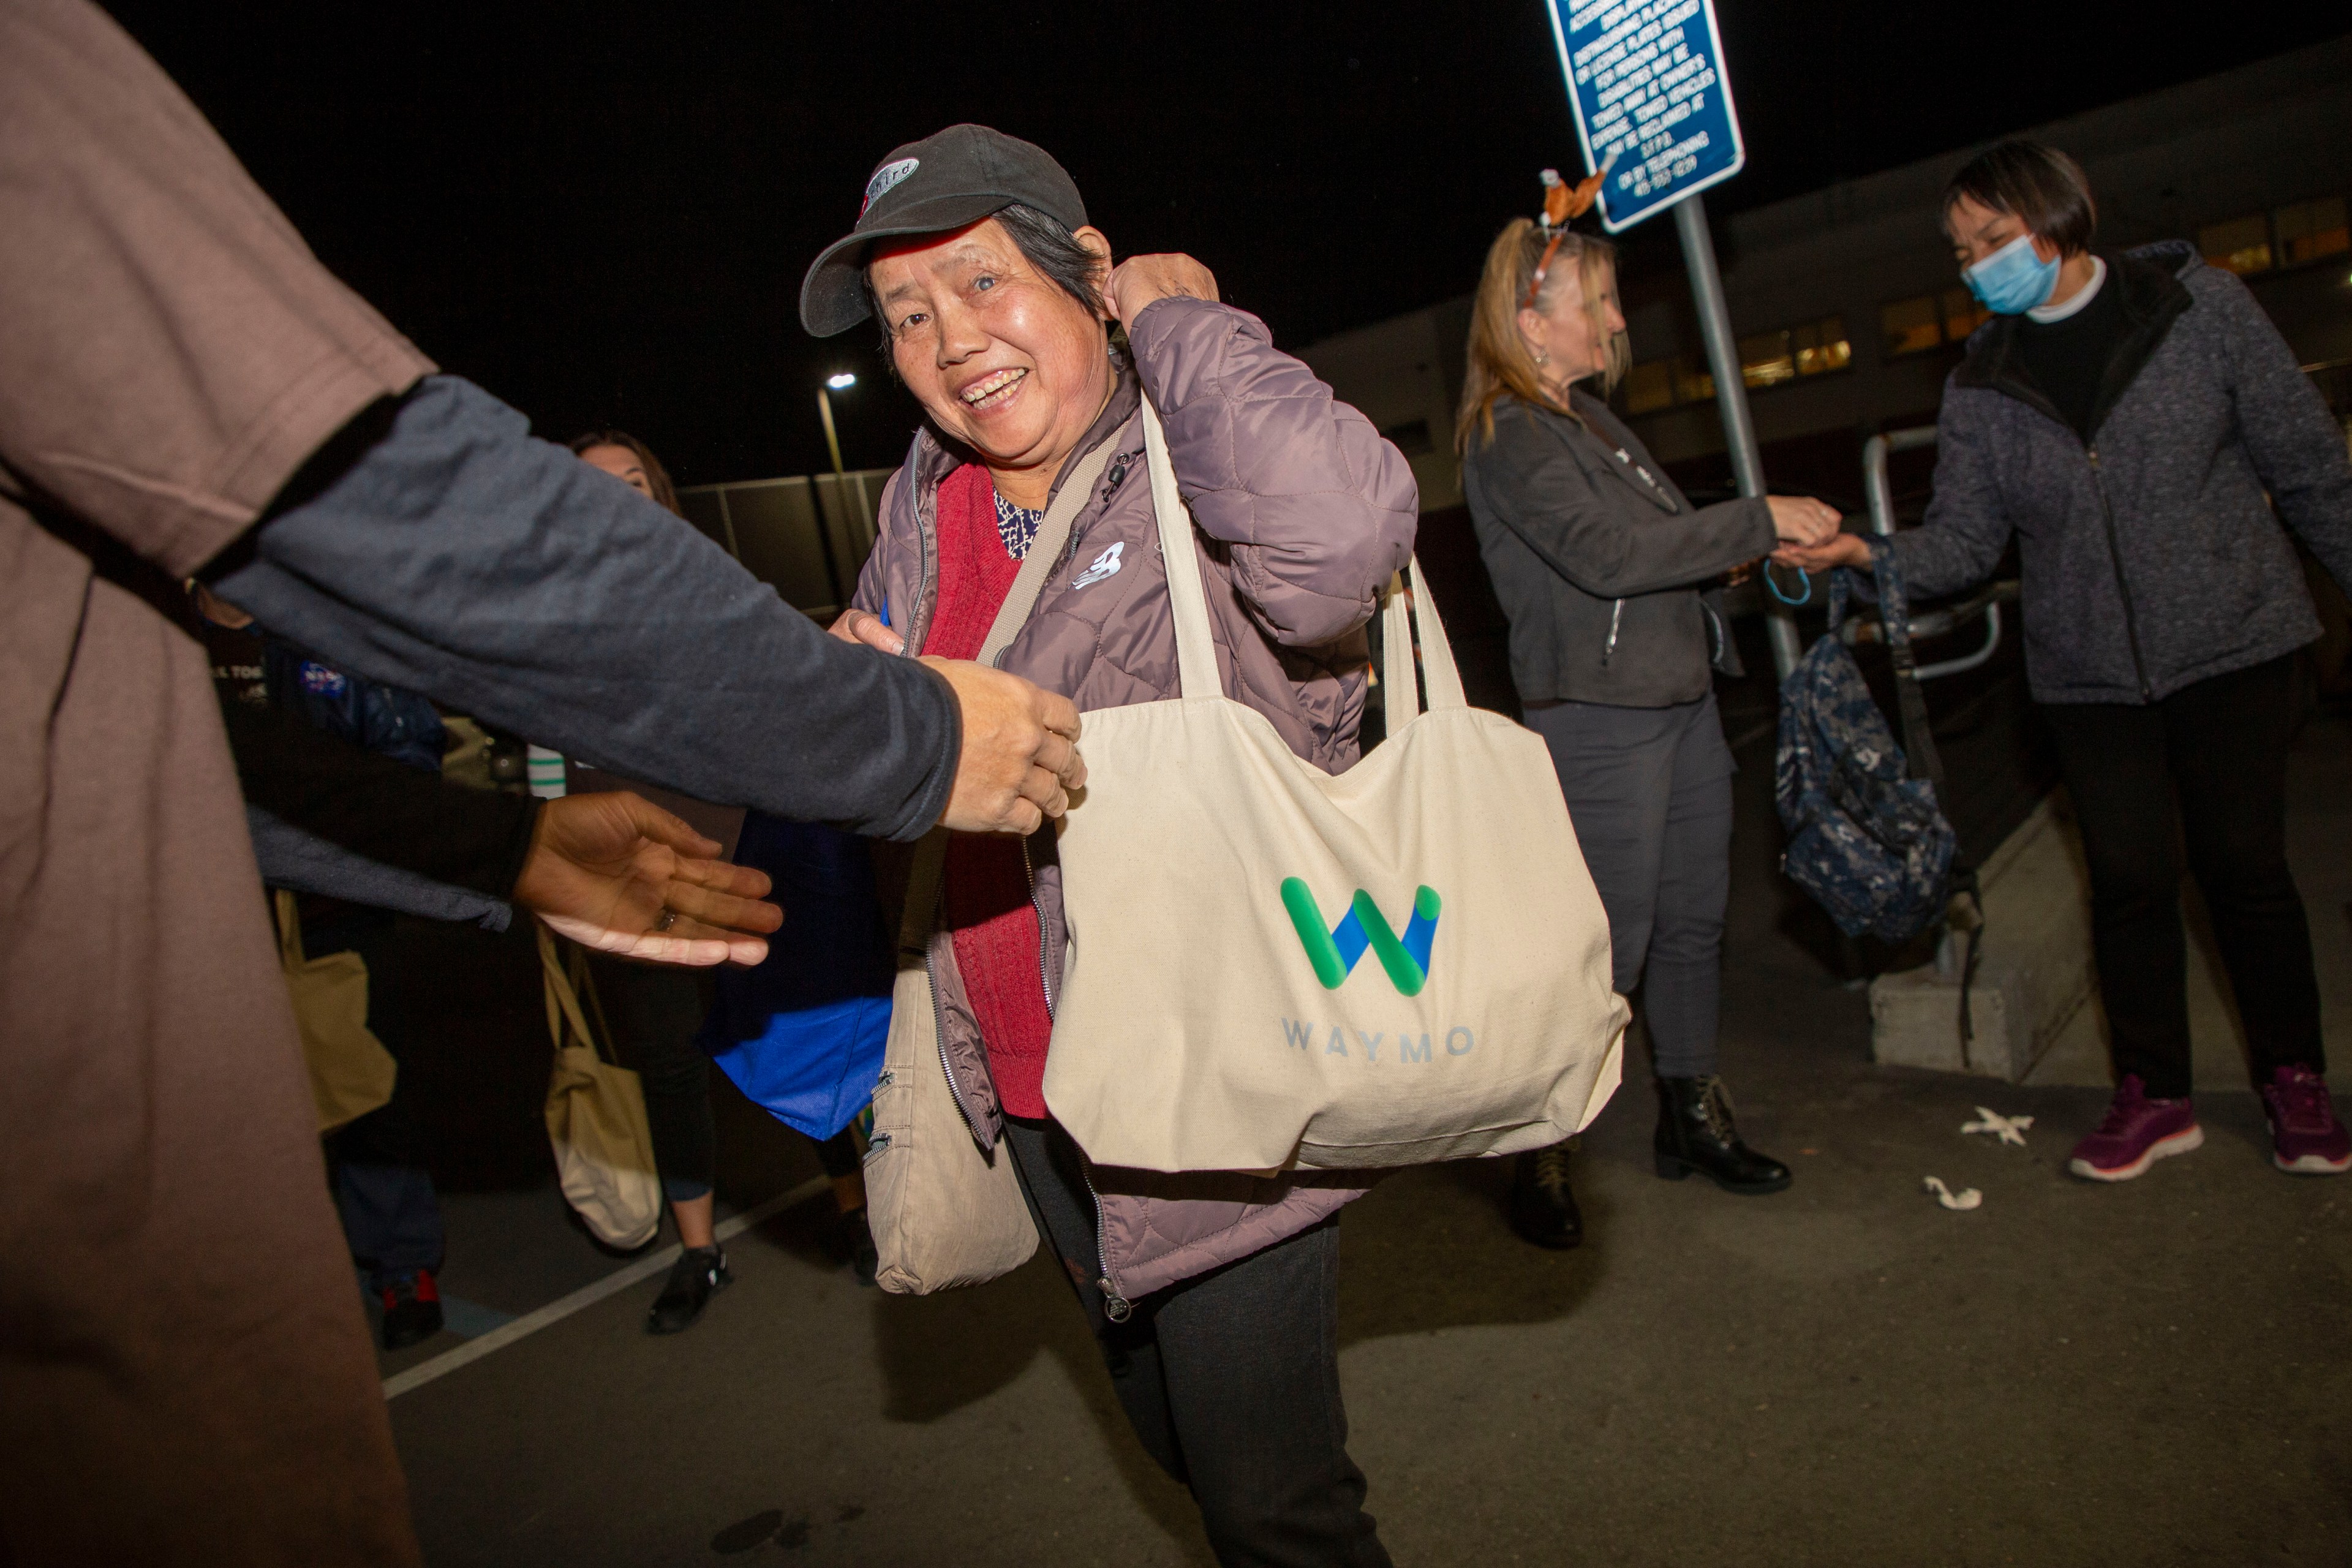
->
<box><xmin>539</xmin><ymin>925</ymin><xmax>664</xmax><ymax>1250</ymax></box>
<box><xmin>273</xmin><ymin>889</ymin><xmax>399</xmax><ymax>1134</ymax></box>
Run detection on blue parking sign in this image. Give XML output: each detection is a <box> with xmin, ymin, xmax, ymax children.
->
<box><xmin>1544</xmin><ymin>0</ymin><xmax>1746</xmax><ymax>233</ymax></box>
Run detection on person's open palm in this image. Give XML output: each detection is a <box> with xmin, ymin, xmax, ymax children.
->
<box><xmin>512</xmin><ymin>790</ymin><xmax>782</xmax><ymax>966</ymax></box>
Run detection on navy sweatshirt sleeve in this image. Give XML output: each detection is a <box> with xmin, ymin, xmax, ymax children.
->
<box><xmin>210</xmin><ymin>375</ymin><xmax>959</xmax><ymax>841</ymax></box>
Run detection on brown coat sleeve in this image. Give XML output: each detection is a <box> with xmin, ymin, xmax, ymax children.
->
<box><xmin>0</xmin><ymin>0</ymin><xmax>433</xmax><ymax>576</ymax></box>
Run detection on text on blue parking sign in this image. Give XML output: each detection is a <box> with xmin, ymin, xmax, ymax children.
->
<box><xmin>1544</xmin><ymin>0</ymin><xmax>1746</xmax><ymax>233</ymax></box>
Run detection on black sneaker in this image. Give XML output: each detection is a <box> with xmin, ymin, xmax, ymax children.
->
<box><xmin>379</xmin><ymin>1270</ymin><xmax>444</xmax><ymax>1351</ymax></box>
<box><xmin>1508</xmin><ymin>1140</ymin><xmax>1583</xmax><ymax>1250</ymax></box>
<box><xmin>647</xmin><ymin>1245</ymin><xmax>731</xmax><ymax>1335</ymax></box>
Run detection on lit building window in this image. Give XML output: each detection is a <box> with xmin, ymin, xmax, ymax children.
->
<box><xmin>1620</xmin><ymin>314</ymin><xmax>1850</xmax><ymax>418</ymax></box>
<box><xmin>1882</xmin><ymin>295</ymin><xmax>1943</xmax><ymax>356</ymax></box>
<box><xmin>1740</xmin><ymin>330</ymin><xmax>1797</xmax><ymax>389</ymax></box>
<box><xmin>2275</xmin><ymin>196</ymin><xmax>2349</xmax><ymax>266</ymax></box>
<box><xmin>1794</xmin><ymin>317</ymin><xmax>1852</xmax><ymax>376</ymax></box>
<box><xmin>2199</xmin><ymin>214</ymin><xmax>2273</xmax><ymax>275</ymax></box>
<box><xmin>1941</xmin><ymin>288</ymin><xmax>1990</xmax><ymax>342</ymax></box>
<box><xmin>1624</xmin><ymin>359</ymin><xmax>1676</xmax><ymax>415</ymax></box>
<box><xmin>1673</xmin><ymin>355</ymin><xmax>1716</xmax><ymax>405</ymax></box>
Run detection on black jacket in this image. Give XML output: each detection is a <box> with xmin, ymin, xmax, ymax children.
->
<box><xmin>1463</xmin><ymin>390</ymin><xmax>1774</xmax><ymax>707</ymax></box>
<box><xmin>1891</xmin><ymin>241</ymin><xmax>2352</xmax><ymax>704</ymax></box>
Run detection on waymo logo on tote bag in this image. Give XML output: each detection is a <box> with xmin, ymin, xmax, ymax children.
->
<box><xmin>1280</xmin><ymin>879</ymin><xmax>1440</xmax><ymax>995</ymax></box>
<box><xmin>1041</xmin><ymin>395</ymin><xmax>1629</xmax><ymax>1174</ymax></box>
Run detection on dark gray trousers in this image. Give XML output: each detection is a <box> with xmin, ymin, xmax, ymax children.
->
<box><xmin>1000</xmin><ymin>1117</ymin><xmax>1390</xmax><ymax>1568</ymax></box>
<box><xmin>1525</xmin><ymin>692</ymin><xmax>1736</xmax><ymax>1078</ymax></box>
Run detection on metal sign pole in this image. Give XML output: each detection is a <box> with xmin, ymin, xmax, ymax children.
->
<box><xmin>1673</xmin><ymin>193</ymin><xmax>1800</xmax><ymax>680</ymax></box>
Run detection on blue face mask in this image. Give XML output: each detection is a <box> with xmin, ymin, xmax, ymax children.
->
<box><xmin>1962</xmin><ymin>232</ymin><xmax>2060</xmax><ymax>315</ymax></box>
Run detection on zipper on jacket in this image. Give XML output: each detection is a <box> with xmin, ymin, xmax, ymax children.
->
<box><xmin>1602</xmin><ymin>598</ymin><xmax>1625</xmax><ymax>666</ymax></box>
<box><xmin>1078</xmin><ymin>1156</ymin><xmax>1132</xmax><ymax>1321</ymax></box>
<box><xmin>2085</xmin><ymin>445</ymin><xmax>2155</xmax><ymax>702</ymax></box>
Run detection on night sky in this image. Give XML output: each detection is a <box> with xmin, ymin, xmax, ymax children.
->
<box><xmin>107</xmin><ymin>3</ymin><xmax>2349</xmax><ymax>486</ymax></box>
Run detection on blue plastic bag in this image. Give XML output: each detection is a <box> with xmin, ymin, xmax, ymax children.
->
<box><xmin>696</xmin><ymin>813</ymin><xmax>894</xmax><ymax>1140</ymax></box>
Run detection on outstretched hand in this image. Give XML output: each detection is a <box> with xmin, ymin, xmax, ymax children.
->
<box><xmin>1771</xmin><ymin>531</ymin><xmax>1872</xmax><ymax>574</ymax></box>
<box><xmin>512</xmin><ymin>790</ymin><xmax>782</xmax><ymax>967</ymax></box>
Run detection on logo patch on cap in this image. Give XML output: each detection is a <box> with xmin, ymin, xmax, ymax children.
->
<box><xmin>861</xmin><ymin>157</ymin><xmax>920</xmax><ymax>215</ymax></box>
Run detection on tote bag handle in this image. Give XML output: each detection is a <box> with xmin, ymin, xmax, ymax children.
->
<box><xmin>1136</xmin><ymin>395</ymin><xmax>1466</xmax><ymax>722</ymax></box>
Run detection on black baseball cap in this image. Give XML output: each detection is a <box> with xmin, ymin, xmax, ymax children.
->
<box><xmin>799</xmin><ymin>124</ymin><xmax>1088</xmax><ymax>338</ymax></box>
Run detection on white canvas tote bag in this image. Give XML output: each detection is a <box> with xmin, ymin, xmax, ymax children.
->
<box><xmin>1042</xmin><ymin>396</ymin><xmax>1629</xmax><ymax>1172</ymax></box>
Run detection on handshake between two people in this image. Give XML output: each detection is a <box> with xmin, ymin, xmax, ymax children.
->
<box><xmin>1765</xmin><ymin>493</ymin><xmax>1869</xmax><ymax>573</ymax></box>
<box><xmin>514</xmin><ymin>622</ymin><xmax>1087</xmax><ymax>969</ymax></box>
<box><xmin>827</xmin><ymin>608</ymin><xmax>1087</xmax><ymax>836</ymax></box>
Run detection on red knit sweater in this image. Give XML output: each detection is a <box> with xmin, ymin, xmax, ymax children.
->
<box><xmin>922</xmin><ymin>463</ymin><xmax>1055</xmax><ymax>1118</ymax></box>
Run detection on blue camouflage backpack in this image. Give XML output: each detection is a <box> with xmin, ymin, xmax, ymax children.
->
<box><xmin>1774</xmin><ymin>541</ymin><xmax>1958</xmax><ymax>946</ymax></box>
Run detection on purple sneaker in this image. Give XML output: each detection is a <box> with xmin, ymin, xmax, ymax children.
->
<box><xmin>2260</xmin><ymin>1066</ymin><xmax>2351</xmax><ymax>1175</ymax></box>
<box><xmin>2068</xmin><ymin>1075</ymin><xmax>2203</xmax><ymax>1182</ymax></box>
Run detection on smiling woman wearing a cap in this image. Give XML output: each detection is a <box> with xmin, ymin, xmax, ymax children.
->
<box><xmin>807</xmin><ymin>124</ymin><xmax>1417</xmax><ymax>1566</ymax></box>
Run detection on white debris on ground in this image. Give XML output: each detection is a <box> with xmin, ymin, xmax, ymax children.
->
<box><xmin>1923</xmin><ymin>1176</ymin><xmax>1983</xmax><ymax>1211</ymax></box>
<box><xmin>1961</xmin><ymin>1107</ymin><xmax>2034</xmax><ymax>1146</ymax></box>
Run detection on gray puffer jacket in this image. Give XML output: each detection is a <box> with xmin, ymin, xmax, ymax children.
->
<box><xmin>1462</xmin><ymin>390</ymin><xmax>1772</xmax><ymax>708</ymax></box>
<box><xmin>853</xmin><ymin>295</ymin><xmax>1418</xmax><ymax>1308</ymax></box>
<box><xmin>1892</xmin><ymin>240</ymin><xmax>2352</xmax><ymax>704</ymax></box>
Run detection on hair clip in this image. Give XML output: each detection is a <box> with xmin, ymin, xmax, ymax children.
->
<box><xmin>1525</xmin><ymin>165</ymin><xmax>1610</xmax><ymax>310</ymax></box>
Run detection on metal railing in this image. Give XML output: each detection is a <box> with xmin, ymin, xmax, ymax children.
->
<box><xmin>1842</xmin><ymin>426</ymin><xmax>2017</xmax><ymax>680</ymax></box>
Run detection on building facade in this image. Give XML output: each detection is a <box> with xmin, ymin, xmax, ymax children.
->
<box><xmin>1298</xmin><ymin>37</ymin><xmax>2352</xmax><ymax>514</ymax></box>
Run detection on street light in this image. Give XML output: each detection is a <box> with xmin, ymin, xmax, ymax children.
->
<box><xmin>814</xmin><ymin>374</ymin><xmax>860</xmax><ymax>608</ymax></box>
<box><xmin>816</xmin><ymin>372</ymin><xmax>856</xmax><ymax>477</ymax></box>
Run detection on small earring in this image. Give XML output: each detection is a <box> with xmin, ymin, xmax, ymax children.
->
<box><xmin>1531</xmin><ymin>347</ymin><xmax>1549</xmax><ymax>366</ymax></box>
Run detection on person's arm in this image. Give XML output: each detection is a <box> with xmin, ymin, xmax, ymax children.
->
<box><xmin>1473</xmin><ymin>405</ymin><xmax>1776</xmax><ymax>598</ymax></box>
<box><xmin>246</xmin><ymin>807</ymin><xmax>514</xmax><ymax>930</ymax></box>
<box><xmin>221</xmin><ymin>697</ymin><xmax>542</xmax><ymax>897</ymax></box>
<box><xmin>1118</xmin><ymin>287</ymin><xmax>1418</xmax><ymax>647</ymax></box>
<box><xmin>1779</xmin><ymin>386</ymin><xmax>2017</xmax><ymax>591</ymax></box>
<box><xmin>207</xmin><ymin>377</ymin><xmax>968</xmax><ymax>839</ymax></box>
<box><xmin>224</xmin><ymin>698</ymin><xmax>783</xmax><ymax>961</ymax></box>
<box><xmin>2211</xmin><ymin>271</ymin><xmax>2352</xmax><ymax>594</ymax></box>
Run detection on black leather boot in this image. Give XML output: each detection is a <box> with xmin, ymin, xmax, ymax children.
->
<box><xmin>1654</xmin><ymin>1076</ymin><xmax>1792</xmax><ymax>1194</ymax></box>
<box><xmin>1508</xmin><ymin>1139</ymin><xmax>1584</xmax><ymax>1248</ymax></box>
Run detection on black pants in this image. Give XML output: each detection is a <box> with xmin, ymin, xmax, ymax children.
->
<box><xmin>999</xmin><ymin>1117</ymin><xmax>1390</xmax><ymax>1568</ymax></box>
<box><xmin>584</xmin><ymin>955</ymin><xmax>715</xmax><ymax>1203</ymax></box>
<box><xmin>2041</xmin><ymin>654</ymin><xmax>2324</xmax><ymax>1099</ymax></box>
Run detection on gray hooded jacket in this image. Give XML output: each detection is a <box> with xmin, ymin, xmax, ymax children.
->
<box><xmin>853</xmin><ymin>295</ymin><xmax>1419</xmax><ymax>1308</ymax></box>
<box><xmin>1890</xmin><ymin>241</ymin><xmax>2352</xmax><ymax>704</ymax></box>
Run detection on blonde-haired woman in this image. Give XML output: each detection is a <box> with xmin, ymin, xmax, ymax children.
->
<box><xmin>1458</xmin><ymin>214</ymin><xmax>1839</xmax><ymax>1246</ymax></box>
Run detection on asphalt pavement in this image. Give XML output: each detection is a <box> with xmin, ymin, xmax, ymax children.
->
<box><xmin>378</xmin><ymin>671</ymin><xmax>2352</xmax><ymax>1567</ymax></box>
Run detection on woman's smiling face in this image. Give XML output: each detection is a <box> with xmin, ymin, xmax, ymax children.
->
<box><xmin>868</xmin><ymin>217</ymin><xmax>1114</xmax><ymax>478</ymax></box>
